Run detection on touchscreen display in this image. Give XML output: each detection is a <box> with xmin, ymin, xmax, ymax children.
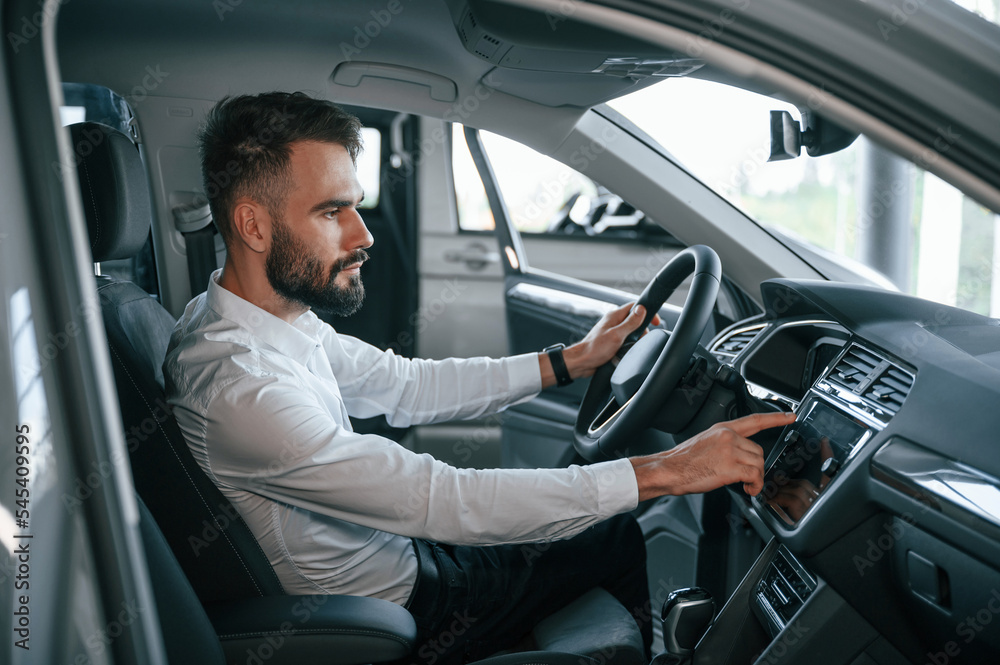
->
<box><xmin>761</xmin><ymin>399</ymin><xmax>870</xmax><ymax>525</ymax></box>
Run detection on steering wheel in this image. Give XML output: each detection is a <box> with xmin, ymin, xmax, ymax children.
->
<box><xmin>573</xmin><ymin>245</ymin><xmax>721</xmax><ymax>462</ymax></box>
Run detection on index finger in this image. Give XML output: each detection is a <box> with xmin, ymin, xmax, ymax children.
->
<box><xmin>724</xmin><ymin>411</ymin><xmax>797</xmax><ymax>438</ymax></box>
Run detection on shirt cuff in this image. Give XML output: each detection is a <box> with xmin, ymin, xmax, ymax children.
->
<box><xmin>505</xmin><ymin>352</ymin><xmax>544</xmax><ymax>398</ymax></box>
<box><xmin>587</xmin><ymin>458</ymin><xmax>640</xmax><ymax>515</ymax></box>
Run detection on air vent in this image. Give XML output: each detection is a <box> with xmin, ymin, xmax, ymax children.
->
<box><xmin>710</xmin><ymin>324</ymin><xmax>766</xmax><ymax>363</ymax></box>
<box><xmin>826</xmin><ymin>344</ymin><xmax>913</xmax><ymax>415</ymax></box>
<box><xmin>863</xmin><ymin>366</ymin><xmax>913</xmax><ymax>413</ymax></box>
<box><xmin>828</xmin><ymin>346</ymin><xmax>880</xmax><ymax>392</ymax></box>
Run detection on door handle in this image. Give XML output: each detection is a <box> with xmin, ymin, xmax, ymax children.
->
<box><xmin>444</xmin><ymin>244</ymin><xmax>500</xmax><ymax>271</ymax></box>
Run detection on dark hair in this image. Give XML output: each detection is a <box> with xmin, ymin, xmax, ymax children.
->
<box><xmin>198</xmin><ymin>91</ymin><xmax>363</xmax><ymax>247</ymax></box>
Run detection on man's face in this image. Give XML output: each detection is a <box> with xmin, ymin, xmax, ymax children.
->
<box><xmin>264</xmin><ymin>140</ymin><xmax>372</xmax><ymax>316</ymax></box>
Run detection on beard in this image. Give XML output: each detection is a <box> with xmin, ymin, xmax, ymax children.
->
<box><xmin>265</xmin><ymin>217</ymin><xmax>367</xmax><ymax>317</ymax></box>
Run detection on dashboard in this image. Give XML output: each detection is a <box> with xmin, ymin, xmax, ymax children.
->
<box><xmin>707</xmin><ymin>278</ymin><xmax>1000</xmax><ymax>662</ymax></box>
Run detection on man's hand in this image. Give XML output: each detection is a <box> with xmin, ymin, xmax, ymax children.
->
<box><xmin>539</xmin><ymin>302</ymin><xmax>659</xmax><ymax>389</ymax></box>
<box><xmin>630</xmin><ymin>411</ymin><xmax>796</xmax><ymax>499</ymax></box>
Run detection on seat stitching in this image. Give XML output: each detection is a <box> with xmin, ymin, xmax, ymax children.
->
<box><xmin>216</xmin><ymin>627</ymin><xmax>411</xmax><ymax>647</ymax></box>
<box><xmin>97</xmin><ymin>291</ymin><xmax>284</xmax><ymax>590</ymax></box>
<box><xmin>108</xmin><ymin>341</ymin><xmax>267</xmax><ymax>596</ymax></box>
<box><xmin>82</xmin><ymin>159</ymin><xmax>100</xmax><ymax>252</ymax></box>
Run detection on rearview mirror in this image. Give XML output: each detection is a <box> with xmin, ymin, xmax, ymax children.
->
<box><xmin>768</xmin><ymin>109</ymin><xmax>859</xmax><ymax>161</ymax></box>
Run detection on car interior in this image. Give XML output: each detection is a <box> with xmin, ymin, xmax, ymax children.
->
<box><xmin>3</xmin><ymin>0</ymin><xmax>1000</xmax><ymax>664</ymax></box>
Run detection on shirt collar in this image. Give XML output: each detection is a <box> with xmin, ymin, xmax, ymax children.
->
<box><xmin>205</xmin><ymin>269</ymin><xmax>323</xmax><ymax>363</ymax></box>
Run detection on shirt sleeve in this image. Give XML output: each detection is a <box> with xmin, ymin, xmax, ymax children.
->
<box><xmin>328</xmin><ymin>332</ymin><xmax>542</xmax><ymax>427</ymax></box>
<box><xmin>203</xmin><ymin>373</ymin><xmax>639</xmax><ymax>546</ymax></box>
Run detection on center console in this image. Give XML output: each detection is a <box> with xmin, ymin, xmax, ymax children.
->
<box><xmin>753</xmin><ymin>342</ymin><xmax>907</xmax><ymax>528</ymax></box>
<box><xmin>674</xmin><ymin>541</ymin><xmax>910</xmax><ymax>665</ymax></box>
<box><xmin>751</xmin><ymin>545</ymin><xmax>816</xmax><ymax>637</ymax></box>
<box><xmin>757</xmin><ymin>394</ymin><xmax>875</xmax><ymax>526</ymax></box>
<box><xmin>655</xmin><ymin>344</ymin><xmax>915</xmax><ymax>664</ymax></box>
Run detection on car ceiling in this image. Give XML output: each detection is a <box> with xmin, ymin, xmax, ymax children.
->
<box><xmin>56</xmin><ymin>0</ymin><xmax>699</xmax><ymax>151</ymax></box>
<box><xmin>56</xmin><ymin>0</ymin><xmax>1000</xmax><ymax>213</ymax></box>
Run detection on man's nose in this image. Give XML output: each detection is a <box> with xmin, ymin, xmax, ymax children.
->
<box><xmin>346</xmin><ymin>210</ymin><xmax>374</xmax><ymax>250</ymax></box>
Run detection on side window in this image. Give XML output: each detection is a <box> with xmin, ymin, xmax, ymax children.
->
<box><xmin>452</xmin><ymin>125</ymin><xmax>714</xmax><ymax>307</ymax></box>
<box><xmin>452</xmin><ymin>124</ymin><xmax>674</xmax><ymax>244</ymax></box>
<box><xmin>61</xmin><ymin>82</ymin><xmax>160</xmax><ymax>298</ymax></box>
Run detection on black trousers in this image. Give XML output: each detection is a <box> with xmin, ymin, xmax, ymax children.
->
<box><xmin>403</xmin><ymin>513</ymin><xmax>652</xmax><ymax>665</ymax></box>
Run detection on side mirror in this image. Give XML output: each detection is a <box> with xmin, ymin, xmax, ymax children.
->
<box><xmin>768</xmin><ymin>109</ymin><xmax>859</xmax><ymax>161</ymax></box>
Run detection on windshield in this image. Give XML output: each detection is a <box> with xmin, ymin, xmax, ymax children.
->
<box><xmin>609</xmin><ymin>78</ymin><xmax>1000</xmax><ymax>318</ymax></box>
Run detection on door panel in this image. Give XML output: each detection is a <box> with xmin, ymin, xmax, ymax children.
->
<box><xmin>523</xmin><ymin>235</ymin><xmax>687</xmax><ymax>298</ymax></box>
<box><xmin>411</xmin><ymin>119</ymin><xmax>510</xmax><ymax>466</ymax></box>
<box><xmin>417</xmin><ymin>231</ymin><xmax>507</xmax><ymax>360</ymax></box>
<box><xmin>501</xmin><ymin>271</ymin><xmax>685</xmax><ymax>468</ymax></box>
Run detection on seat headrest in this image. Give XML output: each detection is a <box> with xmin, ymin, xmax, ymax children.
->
<box><xmin>69</xmin><ymin>122</ymin><xmax>152</xmax><ymax>262</ymax></box>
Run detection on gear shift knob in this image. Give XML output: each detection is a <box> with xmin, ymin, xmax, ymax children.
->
<box><xmin>661</xmin><ymin>587</ymin><xmax>715</xmax><ymax>656</ymax></box>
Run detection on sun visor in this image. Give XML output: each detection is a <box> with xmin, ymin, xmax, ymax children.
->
<box><xmin>454</xmin><ymin>2</ymin><xmax>703</xmax><ymax>107</ymax></box>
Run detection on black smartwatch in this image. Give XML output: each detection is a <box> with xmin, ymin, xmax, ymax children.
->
<box><xmin>543</xmin><ymin>343</ymin><xmax>573</xmax><ymax>387</ymax></box>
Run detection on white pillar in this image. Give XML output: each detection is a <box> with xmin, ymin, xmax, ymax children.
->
<box><xmin>916</xmin><ymin>174</ymin><xmax>964</xmax><ymax>306</ymax></box>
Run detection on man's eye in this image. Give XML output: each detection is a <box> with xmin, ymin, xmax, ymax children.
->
<box><xmin>324</xmin><ymin>210</ymin><xmax>340</xmax><ymax>218</ymax></box>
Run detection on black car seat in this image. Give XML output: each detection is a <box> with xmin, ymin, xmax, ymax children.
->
<box><xmin>70</xmin><ymin>120</ymin><xmax>646</xmax><ymax>665</ymax></box>
<box><xmin>74</xmin><ymin>120</ymin><xmax>416</xmax><ymax>662</ymax></box>
<box><xmin>138</xmin><ymin>494</ymin><xmax>608</xmax><ymax>665</ymax></box>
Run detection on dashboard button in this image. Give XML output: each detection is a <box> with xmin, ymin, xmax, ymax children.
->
<box><xmin>821</xmin><ymin>457</ymin><xmax>842</xmax><ymax>478</ymax></box>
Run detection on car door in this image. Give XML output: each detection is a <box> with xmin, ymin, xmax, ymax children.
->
<box><xmin>1</xmin><ymin>25</ymin><xmax>164</xmax><ymax>664</ymax></box>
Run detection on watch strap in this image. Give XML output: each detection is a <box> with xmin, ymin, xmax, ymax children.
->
<box><xmin>543</xmin><ymin>343</ymin><xmax>573</xmax><ymax>387</ymax></box>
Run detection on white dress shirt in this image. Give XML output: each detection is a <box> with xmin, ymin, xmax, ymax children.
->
<box><xmin>163</xmin><ymin>270</ymin><xmax>639</xmax><ymax>604</ymax></box>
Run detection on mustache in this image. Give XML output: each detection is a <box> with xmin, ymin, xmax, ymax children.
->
<box><xmin>331</xmin><ymin>249</ymin><xmax>369</xmax><ymax>274</ymax></box>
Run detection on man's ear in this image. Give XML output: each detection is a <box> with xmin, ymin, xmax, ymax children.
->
<box><xmin>232</xmin><ymin>201</ymin><xmax>269</xmax><ymax>254</ymax></box>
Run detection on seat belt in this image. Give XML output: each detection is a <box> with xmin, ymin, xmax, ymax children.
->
<box><xmin>173</xmin><ymin>195</ymin><xmax>218</xmax><ymax>297</ymax></box>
